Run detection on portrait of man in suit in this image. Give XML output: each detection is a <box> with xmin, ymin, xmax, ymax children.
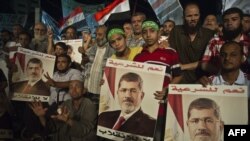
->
<box><xmin>186</xmin><ymin>98</ymin><xmax>224</xmax><ymax>141</ymax></box>
<box><xmin>98</xmin><ymin>72</ymin><xmax>156</xmax><ymax>137</ymax></box>
<box><xmin>13</xmin><ymin>57</ymin><xmax>50</xmax><ymax>96</ymax></box>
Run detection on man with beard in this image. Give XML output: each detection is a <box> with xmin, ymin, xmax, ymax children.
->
<box><xmin>30</xmin><ymin>22</ymin><xmax>48</xmax><ymax>53</ymax></box>
<box><xmin>169</xmin><ymin>2</ymin><xmax>214</xmax><ymax>83</ymax></box>
<box><xmin>83</xmin><ymin>25</ymin><xmax>114</xmax><ymax>106</ymax></box>
<box><xmin>186</xmin><ymin>98</ymin><xmax>224</xmax><ymax>141</ymax></box>
<box><xmin>201</xmin><ymin>7</ymin><xmax>250</xmax><ymax>79</ymax></box>
<box><xmin>45</xmin><ymin>54</ymin><xmax>83</xmax><ymax>105</ymax></box>
<box><xmin>127</xmin><ymin>12</ymin><xmax>146</xmax><ymax>47</ymax></box>
<box><xmin>13</xmin><ymin>58</ymin><xmax>49</xmax><ymax>96</ymax></box>
<box><xmin>161</xmin><ymin>19</ymin><xmax>175</xmax><ymax>37</ymax></box>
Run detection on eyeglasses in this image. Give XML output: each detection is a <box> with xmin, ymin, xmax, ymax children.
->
<box><xmin>34</xmin><ymin>28</ymin><xmax>46</xmax><ymax>32</ymax></box>
<box><xmin>118</xmin><ymin>88</ymin><xmax>140</xmax><ymax>94</ymax></box>
<box><xmin>188</xmin><ymin>118</ymin><xmax>220</xmax><ymax>126</ymax></box>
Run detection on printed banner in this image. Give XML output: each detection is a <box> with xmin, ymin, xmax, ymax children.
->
<box><xmin>165</xmin><ymin>84</ymin><xmax>248</xmax><ymax>141</ymax></box>
<box><xmin>11</xmin><ymin>48</ymin><xmax>56</xmax><ymax>102</ymax></box>
<box><xmin>56</xmin><ymin>39</ymin><xmax>82</xmax><ymax>63</ymax></box>
<box><xmin>97</xmin><ymin>58</ymin><xmax>166</xmax><ymax>141</ymax></box>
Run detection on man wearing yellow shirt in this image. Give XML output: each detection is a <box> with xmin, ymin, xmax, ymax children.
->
<box><xmin>107</xmin><ymin>27</ymin><xmax>142</xmax><ymax>61</ymax></box>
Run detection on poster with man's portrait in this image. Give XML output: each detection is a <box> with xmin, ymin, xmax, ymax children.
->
<box><xmin>97</xmin><ymin>58</ymin><xmax>166</xmax><ymax>141</ymax></box>
<box><xmin>164</xmin><ymin>84</ymin><xmax>248</xmax><ymax>141</ymax></box>
<box><xmin>57</xmin><ymin>39</ymin><xmax>82</xmax><ymax>63</ymax></box>
<box><xmin>11</xmin><ymin>47</ymin><xmax>56</xmax><ymax>102</ymax></box>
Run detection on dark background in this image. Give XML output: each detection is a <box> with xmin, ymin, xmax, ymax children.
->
<box><xmin>1</xmin><ymin>0</ymin><xmax>223</xmax><ymax>27</ymax></box>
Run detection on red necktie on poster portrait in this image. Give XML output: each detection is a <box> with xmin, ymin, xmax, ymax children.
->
<box><xmin>22</xmin><ymin>84</ymin><xmax>32</xmax><ymax>94</ymax></box>
<box><xmin>112</xmin><ymin>116</ymin><xmax>125</xmax><ymax>130</ymax></box>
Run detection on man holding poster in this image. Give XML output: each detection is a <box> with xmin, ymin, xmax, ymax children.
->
<box><xmin>13</xmin><ymin>57</ymin><xmax>50</xmax><ymax>96</ymax></box>
<box><xmin>186</xmin><ymin>98</ymin><xmax>224</xmax><ymax>141</ymax></box>
<box><xmin>98</xmin><ymin>72</ymin><xmax>156</xmax><ymax>137</ymax></box>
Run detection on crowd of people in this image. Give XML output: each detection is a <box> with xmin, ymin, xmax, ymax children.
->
<box><xmin>0</xmin><ymin>2</ymin><xmax>250</xmax><ymax>141</ymax></box>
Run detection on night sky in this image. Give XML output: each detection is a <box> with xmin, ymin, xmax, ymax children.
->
<box><xmin>41</xmin><ymin>0</ymin><xmax>222</xmax><ymax>24</ymax></box>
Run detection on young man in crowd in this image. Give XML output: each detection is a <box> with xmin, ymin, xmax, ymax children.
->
<box><xmin>30</xmin><ymin>80</ymin><xmax>98</xmax><ymax>141</ymax></box>
<box><xmin>169</xmin><ymin>2</ymin><xmax>214</xmax><ymax>83</ymax></box>
<box><xmin>201</xmin><ymin>7</ymin><xmax>250</xmax><ymax>78</ymax></box>
<box><xmin>107</xmin><ymin>26</ymin><xmax>142</xmax><ymax>60</ymax></box>
<box><xmin>134</xmin><ymin>19</ymin><xmax>182</xmax><ymax>141</ymax></box>
<box><xmin>128</xmin><ymin>12</ymin><xmax>146</xmax><ymax>47</ymax></box>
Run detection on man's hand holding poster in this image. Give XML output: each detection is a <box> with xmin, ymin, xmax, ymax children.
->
<box><xmin>58</xmin><ymin>39</ymin><xmax>82</xmax><ymax>63</ymax></box>
<box><xmin>165</xmin><ymin>84</ymin><xmax>248</xmax><ymax>141</ymax></box>
<box><xmin>11</xmin><ymin>47</ymin><xmax>55</xmax><ymax>102</ymax></box>
<box><xmin>97</xmin><ymin>58</ymin><xmax>166</xmax><ymax>141</ymax></box>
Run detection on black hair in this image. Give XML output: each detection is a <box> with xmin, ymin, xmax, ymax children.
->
<box><xmin>222</xmin><ymin>7</ymin><xmax>243</xmax><ymax>20</ymax></box>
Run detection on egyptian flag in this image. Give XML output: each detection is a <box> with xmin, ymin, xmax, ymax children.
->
<box><xmin>59</xmin><ymin>7</ymin><xmax>86</xmax><ymax>31</ymax></box>
<box><xmin>94</xmin><ymin>0</ymin><xmax>130</xmax><ymax>25</ymax></box>
<box><xmin>165</xmin><ymin>94</ymin><xmax>185</xmax><ymax>140</ymax></box>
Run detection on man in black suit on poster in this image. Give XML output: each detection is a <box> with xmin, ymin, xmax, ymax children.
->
<box><xmin>98</xmin><ymin>72</ymin><xmax>156</xmax><ymax>137</ymax></box>
<box><xmin>13</xmin><ymin>57</ymin><xmax>49</xmax><ymax>96</ymax></box>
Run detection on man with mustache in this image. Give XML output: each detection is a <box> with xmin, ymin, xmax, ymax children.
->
<box><xmin>201</xmin><ymin>7</ymin><xmax>250</xmax><ymax>78</ymax></box>
<box><xmin>30</xmin><ymin>22</ymin><xmax>48</xmax><ymax>53</ymax></box>
<box><xmin>187</xmin><ymin>98</ymin><xmax>224</xmax><ymax>141</ymax></box>
<box><xmin>169</xmin><ymin>2</ymin><xmax>215</xmax><ymax>83</ymax></box>
<box><xmin>13</xmin><ymin>57</ymin><xmax>49</xmax><ymax>96</ymax></box>
<box><xmin>98</xmin><ymin>72</ymin><xmax>156</xmax><ymax>137</ymax></box>
<box><xmin>127</xmin><ymin>12</ymin><xmax>146</xmax><ymax>47</ymax></box>
<box><xmin>201</xmin><ymin>41</ymin><xmax>250</xmax><ymax>124</ymax></box>
<box><xmin>83</xmin><ymin>25</ymin><xmax>114</xmax><ymax>106</ymax></box>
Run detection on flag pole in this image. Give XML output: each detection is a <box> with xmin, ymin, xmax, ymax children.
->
<box><xmin>132</xmin><ymin>0</ymin><xmax>138</xmax><ymax>15</ymax></box>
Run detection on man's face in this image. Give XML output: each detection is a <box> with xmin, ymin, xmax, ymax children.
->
<box><xmin>203</xmin><ymin>15</ymin><xmax>218</xmax><ymax>30</ymax></box>
<box><xmin>162</xmin><ymin>21</ymin><xmax>175</xmax><ymax>36</ymax></box>
<box><xmin>34</xmin><ymin>24</ymin><xmax>47</xmax><ymax>41</ymax></box>
<box><xmin>69</xmin><ymin>80</ymin><xmax>83</xmax><ymax>99</ymax></box>
<box><xmin>13</xmin><ymin>25</ymin><xmax>23</xmax><ymax>37</ymax></box>
<box><xmin>184</xmin><ymin>5</ymin><xmax>200</xmax><ymax>29</ymax></box>
<box><xmin>223</xmin><ymin>13</ymin><xmax>241</xmax><ymax>32</ymax></box>
<box><xmin>117</xmin><ymin>80</ymin><xmax>144</xmax><ymax>114</ymax></box>
<box><xmin>220</xmin><ymin>44</ymin><xmax>243</xmax><ymax>71</ymax></box>
<box><xmin>187</xmin><ymin>109</ymin><xmax>223</xmax><ymax>141</ymax></box>
<box><xmin>55</xmin><ymin>45</ymin><xmax>66</xmax><ymax>56</ymax></box>
<box><xmin>242</xmin><ymin>16</ymin><xmax>250</xmax><ymax>34</ymax></box>
<box><xmin>65</xmin><ymin>28</ymin><xmax>77</xmax><ymax>40</ymax></box>
<box><xmin>131</xmin><ymin>15</ymin><xmax>144</xmax><ymax>35</ymax></box>
<box><xmin>56</xmin><ymin>57</ymin><xmax>70</xmax><ymax>72</ymax></box>
<box><xmin>109</xmin><ymin>34</ymin><xmax>126</xmax><ymax>52</ymax></box>
<box><xmin>96</xmin><ymin>27</ymin><xmax>107</xmax><ymax>46</ymax></box>
<box><xmin>18</xmin><ymin>34</ymin><xmax>30</xmax><ymax>48</ymax></box>
<box><xmin>26</xmin><ymin>62</ymin><xmax>43</xmax><ymax>82</ymax></box>
<box><xmin>142</xmin><ymin>27</ymin><xmax>159</xmax><ymax>46</ymax></box>
<box><xmin>123</xmin><ymin>23</ymin><xmax>133</xmax><ymax>37</ymax></box>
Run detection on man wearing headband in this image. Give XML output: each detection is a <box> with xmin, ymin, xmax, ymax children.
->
<box><xmin>134</xmin><ymin>19</ymin><xmax>182</xmax><ymax>141</ymax></box>
<box><xmin>107</xmin><ymin>27</ymin><xmax>142</xmax><ymax>60</ymax></box>
<box><xmin>134</xmin><ymin>20</ymin><xmax>182</xmax><ymax>90</ymax></box>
